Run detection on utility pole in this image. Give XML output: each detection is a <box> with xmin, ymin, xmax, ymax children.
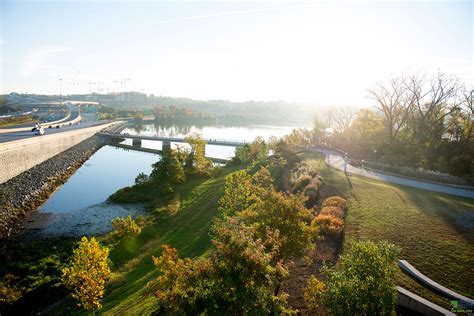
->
<box><xmin>123</xmin><ymin>78</ymin><xmax>131</xmax><ymax>92</ymax></box>
<box><xmin>59</xmin><ymin>78</ymin><xmax>62</xmax><ymax>105</ymax></box>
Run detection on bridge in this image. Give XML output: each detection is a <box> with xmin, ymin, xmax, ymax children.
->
<box><xmin>109</xmin><ymin>143</ymin><xmax>229</xmax><ymax>164</ymax></box>
<box><xmin>99</xmin><ymin>132</ymin><xmax>250</xmax><ymax>147</ymax></box>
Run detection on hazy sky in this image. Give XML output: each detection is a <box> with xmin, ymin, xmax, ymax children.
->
<box><xmin>0</xmin><ymin>1</ymin><xmax>472</xmax><ymax>105</ymax></box>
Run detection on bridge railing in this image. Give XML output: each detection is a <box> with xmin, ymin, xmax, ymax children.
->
<box><xmin>100</xmin><ymin>132</ymin><xmax>250</xmax><ymax>146</ymax></box>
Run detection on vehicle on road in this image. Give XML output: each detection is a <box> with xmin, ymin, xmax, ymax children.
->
<box><xmin>34</xmin><ymin>126</ymin><xmax>45</xmax><ymax>135</ymax></box>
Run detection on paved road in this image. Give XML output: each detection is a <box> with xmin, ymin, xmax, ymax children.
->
<box><xmin>0</xmin><ymin>113</ymin><xmax>102</xmax><ymax>143</ymax></box>
<box><xmin>307</xmin><ymin>148</ymin><xmax>474</xmax><ymax>199</ymax></box>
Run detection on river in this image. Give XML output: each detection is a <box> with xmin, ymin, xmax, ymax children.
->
<box><xmin>27</xmin><ymin>123</ymin><xmax>301</xmax><ymax>237</ymax></box>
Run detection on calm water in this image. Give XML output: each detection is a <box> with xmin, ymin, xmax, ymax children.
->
<box><xmin>121</xmin><ymin>123</ymin><xmax>298</xmax><ymax>141</ymax></box>
<box><xmin>120</xmin><ymin>123</ymin><xmax>301</xmax><ymax>160</ymax></box>
<box><xmin>33</xmin><ymin>123</ymin><xmax>299</xmax><ymax>235</ymax></box>
<box><xmin>40</xmin><ymin>145</ymin><xmax>157</xmax><ymax>214</ymax></box>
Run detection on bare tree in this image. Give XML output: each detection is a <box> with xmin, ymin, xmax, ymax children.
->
<box><xmin>333</xmin><ymin>107</ymin><xmax>356</xmax><ymax>133</ymax></box>
<box><xmin>368</xmin><ymin>76</ymin><xmax>411</xmax><ymax>144</ymax></box>
<box><xmin>405</xmin><ymin>72</ymin><xmax>464</xmax><ymax>143</ymax></box>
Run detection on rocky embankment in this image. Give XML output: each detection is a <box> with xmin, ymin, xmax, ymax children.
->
<box><xmin>0</xmin><ymin>135</ymin><xmax>107</xmax><ymax>239</ymax></box>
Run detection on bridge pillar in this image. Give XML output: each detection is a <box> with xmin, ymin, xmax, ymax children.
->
<box><xmin>162</xmin><ymin>141</ymin><xmax>171</xmax><ymax>151</ymax></box>
<box><xmin>132</xmin><ymin>138</ymin><xmax>142</xmax><ymax>147</ymax></box>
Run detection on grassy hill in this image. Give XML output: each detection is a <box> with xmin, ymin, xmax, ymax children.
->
<box><xmin>49</xmin><ymin>152</ymin><xmax>473</xmax><ymax>314</ymax></box>
<box><xmin>301</xmin><ymin>152</ymin><xmax>474</xmax><ymax>309</ymax></box>
<box><xmin>73</xmin><ymin>166</ymin><xmax>241</xmax><ymax>315</ymax></box>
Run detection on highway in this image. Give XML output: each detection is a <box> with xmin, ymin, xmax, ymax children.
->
<box><xmin>0</xmin><ymin>113</ymin><xmax>107</xmax><ymax>143</ymax></box>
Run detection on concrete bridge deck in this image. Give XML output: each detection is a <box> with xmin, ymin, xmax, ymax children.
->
<box><xmin>110</xmin><ymin>143</ymin><xmax>229</xmax><ymax>164</ymax></box>
<box><xmin>100</xmin><ymin>132</ymin><xmax>249</xmax><ymax>147</ymax></box>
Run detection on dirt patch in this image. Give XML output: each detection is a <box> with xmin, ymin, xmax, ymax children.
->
<box><xmin>281</xmin><ymin>182</ymin><xmax>344</xmax><ymax>314</ymax></box>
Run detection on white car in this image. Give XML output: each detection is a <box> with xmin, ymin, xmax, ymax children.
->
<box><xmin>34</xmin><ymin>126</ymin><xmax>45</xmax><ymax>135</ymax></box>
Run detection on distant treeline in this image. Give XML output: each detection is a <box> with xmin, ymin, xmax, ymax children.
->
<box><xmin>3</xmin><ymin>92</ymin><xmax>315</xmax><ymax>125</ymax></box>
<box><xmin>153</xmin><ymin>105</ymin><xmax>216</xmax><ymax>124</ymax></box>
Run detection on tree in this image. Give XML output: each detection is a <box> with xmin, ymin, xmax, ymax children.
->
<box><xmin>307</xmin><ymin>240</ymin><xmax>399</xmax><ymax>315</ymax></box>
<box><xmin>218</xmin><ymin>170</ymin><xmax>255</xmax><ymax>216</ymax></box>
<box><xmin>146</xmin><ymin>219</ymin><xmax>291</xmax><ymax>314</ymax></box>
<box><xmin>134</xmin><ymin>172</ymin><xmax>149</xmax><ymax>185</ymax></box>
<box><xmin>249</xmin><ymin>136</ymin><xmax>268</xmax><ymax>161</ymax></box>
<box><xmin>184</xmin><ymin>133</ymin><xmax>213</xmax><ymax>176</ymax></box>
<box><xmin>150</xmin><ymin>149</ymin><xmax>186</xmax><ymax>185</ymax></box>
<box><xmin>134</xmin><ymin>111</ymin><xmax>144</xmax><ymax>121</ymax></box>
<box><xmin>368</xmin><ymin>77</ymin><xmax>411</xmax><ymax>144</ymax></box>
<box><xmin>61</xmin><ymin>237</ymin><xmax>111</xmax><ymax>311</ymax></box>
<box><xmin>235</xmin><ymin>144</ymin><xmax>252</xmax><ymax>164</ymax></box>
<box><xmin>238</xmin><ymin>189</ymin><xmax>313</xmax><ymax>261</ymax></box>
<box><xmin>405</xmin><ymin>72</ymin><xmax>464</xmax><ymax>145</ymax></box>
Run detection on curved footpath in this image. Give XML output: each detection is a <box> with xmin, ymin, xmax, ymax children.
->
<box><xmin>307</xmin><ymin>148</ymin><xmax>474</xmax><ymax>199</ymax></box>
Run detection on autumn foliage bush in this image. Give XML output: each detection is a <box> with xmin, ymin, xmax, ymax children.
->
<box><xmin>320</xmin><ymin>206</ymin><xmax>344</xmax><ymax>219</ymax></box>
<box><xmin>321</xmin><ymin>196</ymin><xmax>347</xmax><ymax>210</ymax></box>
<box><xmin>61</xmin><ymin>237</ymin><xmax>110</xmax><ymax>311</ymax></box>
<box><xmin>112</xmin><ymin>215</ymin><xmax>141</xmax><ymax>238</ymax></box>
<box><xmin>311</xmin><ymin>214</ymin><xmax>344</xmax><ymax>236</ymax></box>
<box><xmin>312</xmin><ymin>196</ymin><xmax>347</xmax><ymax>237</ymax></box>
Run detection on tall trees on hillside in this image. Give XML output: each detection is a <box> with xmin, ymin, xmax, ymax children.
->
<box><xmin>331</xmin><ymin>72</ymin><xmax>473</xmax><ymax>178</ymax></box>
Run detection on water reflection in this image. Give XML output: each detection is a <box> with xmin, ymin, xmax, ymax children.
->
<box><xmin>121</xmin><ymin>122</ymin><xmax>298</xmax><ymax>142</ymax></box>
<box><xmin>40</xmin><ymin>145</ymin><xmax>157</xmax><ymax>214</ymax></box>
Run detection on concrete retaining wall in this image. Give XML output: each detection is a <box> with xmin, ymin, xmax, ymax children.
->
<box><xmin>0</xmin><ymin>123</ymin><xmax>116</xmax><ymax>184</ymax></box>
<box><xmin>397</xmin><ymin>286</ymin><xmax>455</xmax><ymax>315</ymax></box>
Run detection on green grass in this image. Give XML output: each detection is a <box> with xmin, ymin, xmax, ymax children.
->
<box><xmin>301</xmin><ymin>152</ymin><xmax>474</xmax><ymax>309</ymax></box>
<box><xmin>0</xmin><ymin>115</ymin><xmax>35</xmax><ymax>127</ymax></box>
<box><xmin>78</xmin><ymin>166</ymin><xmax>242</xmax><ymax>315</ymax></box>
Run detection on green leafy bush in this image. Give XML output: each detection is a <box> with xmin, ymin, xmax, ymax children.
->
<box><xmin>303</xmin><ymin>275</ymin><xmax>326</xmax><ymax>310</ymax></box>
<box><xmin>112</xmin><ymin>215</ymin><xmax>141</xmax><ymax>238</ymax></box>
<box><xmin>311</xmin><ymin>240</ymin><xmax>400</xmax><ymax>315</ymax></box>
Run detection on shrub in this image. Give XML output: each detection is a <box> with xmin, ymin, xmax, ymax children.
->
<box><xmin>291</xmin><ymin>175</ymin><xmax>312</xmax><ymax>193</ymax></box>
<box><xmin>320</xmin><ymin>206</ymin><xmax>344</xmax><ymax>219</ymax></box>
<box><xmin>303</xmin><ymin>183</ymin><xmax>319</xmax><ymax>201</ymax></box>
<box><xmin>322</xmin><ymin>196</ymin><xmax>347</xmax><ymax>210</ymax></box>
<box><xmin>112</xmin><ymin>215</ymin><xmax>141</xmax><ymax>238</ymax></box>
<box><xmin>320</xmin><ymin>240</ymin><xmax>400</xmax><ymax>315</ymax></box>
<box><xmin>303</xmin><ymin>275</ymin><xmax>326</xmax><ymax>310</ymax></box>
<box><xmin>61</xmin><ymin>237</ymin><xmax>110</xmax><ymax>311</ymax></box>
<box><xmin>311</xmin><ymin>214</ymin><xmax>344</xmax><ymax>236</ymax></box>
<box><xmin>146</xmin><ymin>220</ymin><xmax>292</xmax><ymax>314</ymax></box>
<box><xmin>135</xmin><ymin>172</ymin><xmax>149</xmax><ymax>185</ymax></box>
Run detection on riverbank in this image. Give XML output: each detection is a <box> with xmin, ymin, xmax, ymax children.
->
<box><xmin>0</xmin><ymin>135</ymin><xmax>107</xmax><ymax>240</ymax></box>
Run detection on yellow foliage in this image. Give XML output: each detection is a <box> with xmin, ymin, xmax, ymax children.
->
<box><xmin>61</xmin><ymin>237</ymin><xmax>110</xmax><ymax>310</ymax></box>
<box><xmin>321</xmin><ymin>196</ymin><xmax>347</xmax><ymax>209</ymax></box>
<box><xmin>320</xmin><ymin>206</ymin><xmax>344</xmax><ymax>219</ymax></box>
<box><xmin>303</xmin><ymin>275</ymin><xmax>326</xmax><ymax>310</ymax></box>
<box><xmin>112</xmin><ymin>215</ymin><xmax>141</xmax><ymax>238</ymax></box>
<box><xmin>311</xmin><ymin>214</ymin><xmax>344</xmax><ymax>236</ymax></box>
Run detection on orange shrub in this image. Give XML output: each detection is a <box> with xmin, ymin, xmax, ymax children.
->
<box><xmin>311</xmin><ymin>214</ymin><xmax>344</xmax><ymax>236</ymax></box>
<box><xmin>322</xmin><ymin>196</ymin><xmax>347</xmax><ymax>210</ymax></box>
<box><xmin>320</xmin><ymin>206</ymin><xmax>344</xmax><ymax>219</ymax></box>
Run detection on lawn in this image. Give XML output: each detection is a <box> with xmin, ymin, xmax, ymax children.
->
<box><xmin>301</xmin><ymin>152</ymin><xmax>474</xmax><ymax>309</ymax></box>
<box><xmin>90</xmin><ymin>165</ymin><xmax>240</xmax><ymax>315</ymax></box>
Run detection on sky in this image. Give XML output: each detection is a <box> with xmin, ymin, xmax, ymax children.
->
<box><xmin>0</xmin><ymin>0</ymin><xmax>472</xmax><ymax>106</ymax></box>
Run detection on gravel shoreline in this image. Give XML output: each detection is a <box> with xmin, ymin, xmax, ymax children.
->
<box><xmin>0</xmin><ymin>135</ymin><xmax>107</xmax><ymax>239</ymax></box>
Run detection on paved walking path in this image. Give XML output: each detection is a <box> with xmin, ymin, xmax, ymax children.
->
<box><xmin>307</xmin><ymin>148</ymin><xmax>474</xmax><ymax>199</ymax></box>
